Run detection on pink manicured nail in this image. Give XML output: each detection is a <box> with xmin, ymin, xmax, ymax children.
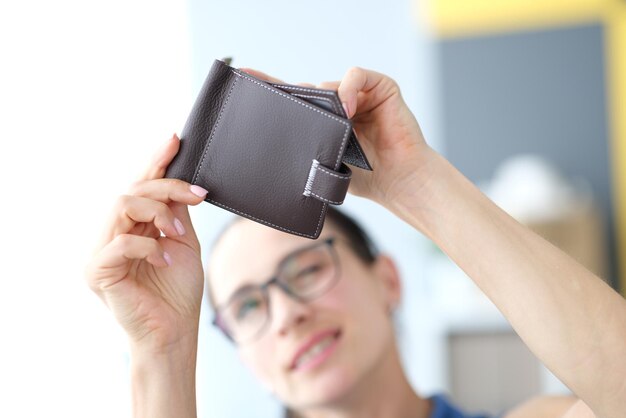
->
<box><xmin>173</xmin><ymin>218</ymin><xmax>186</xmax><ymax>235</ymax></box>
<box><xmin>342</xmin><ymin>102</ymin><xmax>350</xmax><ymax>117</ymax></box>
<box><xmin>163</xmin><ymin>252</ymin><xmax>172</xmax><ymax>266</ymax></box>
<box><xmin>190</xmin><ymin>185</ymin><xmax>209</xmax><ymax>197</ymax></box>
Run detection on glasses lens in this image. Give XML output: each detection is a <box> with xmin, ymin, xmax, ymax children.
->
<box><xmin>219</xmin><ymin>287</ymin><xmax>269</xmax><ymax>343</ymax></box>
<box><xmin>214</xmin><ymin>239</ymin><xmax>340</xmax><ymax>344</ymax></box>
<box><xmin>279</xmin><ymin>241</ymin><xmax>338</xmax><ymax>300</ymax></box>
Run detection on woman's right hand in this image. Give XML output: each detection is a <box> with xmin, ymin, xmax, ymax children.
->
<box><xmin>85</xmin><ymin>134</ymin><xmax>209</xmax><ymax>352</ymax></box>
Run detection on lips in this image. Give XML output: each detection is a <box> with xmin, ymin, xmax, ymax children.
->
<box><xmin>289</xmin><ymin>328</ymin><xmax>341</xmax><ymax>371</ymax></box>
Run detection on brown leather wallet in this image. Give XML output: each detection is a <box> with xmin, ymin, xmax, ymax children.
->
<box><xmin>165</xmin><ymin>58</ymin><xmax>372</xmax><ymax>239</ymax></box>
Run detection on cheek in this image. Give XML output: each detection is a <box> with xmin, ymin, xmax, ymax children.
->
<box><xmin>325</xmin><ymin>268</ymin><xmax>393</xmax><ymax>353</ymax></box>
<box><xmin>323</xmin><ymin>265</ymin><xmax>387</xmax><ymax>320</ymax></box>
<box><xmin>238</xmin><ymin>342</ymin><xmax>280</xmax><ymax>389</ymax></box>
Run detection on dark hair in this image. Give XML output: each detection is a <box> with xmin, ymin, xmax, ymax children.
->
<box><xmin>206</xmin><ymin>206</ymin><xmax>379</xmax><ymax>309</ymax></box>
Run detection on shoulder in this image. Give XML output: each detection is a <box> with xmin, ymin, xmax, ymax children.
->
<box><xmin>502</xmin><ymin>396</ymin><xmax>587</xmax><ymax>418</ymax></box>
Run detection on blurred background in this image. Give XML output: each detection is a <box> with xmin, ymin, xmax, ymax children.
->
<box><xmin>1</xmin><ymin>0</ymin><xmax>624</xmax><ymax>417</ymax></box>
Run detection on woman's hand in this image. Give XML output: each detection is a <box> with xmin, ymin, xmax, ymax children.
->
<box><xmin>85</xmin><ymin>134</ymin><xmax>208</xmax><ymax>353</ymax></box>
<box><xmin>238</xmin><ymin>67</ymin><xmax>433</xmax><ymax>206</ymax></box>
<box><xmin>334</xmin><ymin>67</ymin><xmax>433</xmax><ymax>204</ymax></box>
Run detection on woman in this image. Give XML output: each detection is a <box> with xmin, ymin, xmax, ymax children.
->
<box><xmin>85</xmin><ymin>66</ymin><xmax>626</xmax><ymax>418</ymax></box>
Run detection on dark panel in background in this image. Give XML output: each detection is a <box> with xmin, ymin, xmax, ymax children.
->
<box><xmin>439</xmin><ymin>23</ymin><xmax>617</xmax><ymax>286</ymax></box>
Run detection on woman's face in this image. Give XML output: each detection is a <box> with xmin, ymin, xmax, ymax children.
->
<box><xmin>208</xmin><ymin>219</ymin><xmax>401</xmax><ymax>409</ymax></box>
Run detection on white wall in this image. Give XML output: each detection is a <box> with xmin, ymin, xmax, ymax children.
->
<box><xmin>1</xmin><ymin>1</ymin><xmax>193</xmax><ymax>417</ymax></box>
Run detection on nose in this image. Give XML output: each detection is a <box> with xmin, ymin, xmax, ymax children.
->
<box><xmin>267</xmin><ymin>284</ymin><xmax>313</xmax><ymax>337</ymax></box>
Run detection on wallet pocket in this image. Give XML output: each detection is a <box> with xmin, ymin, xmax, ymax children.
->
<box><xmin>166</xmin><ymin>60</ymin><xmax>357</xmax><ymax>238</ymax></box>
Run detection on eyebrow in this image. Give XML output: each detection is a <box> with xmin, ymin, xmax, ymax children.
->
<box><xmin>218</xmin><ymin>238</ymin><xmax>331</xmax><ymax>307</ymax></box>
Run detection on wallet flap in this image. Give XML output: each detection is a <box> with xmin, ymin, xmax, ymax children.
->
<box><xmin>303</xmin><ymin>160</ymin><xmax>351</xmax><ymax>205</ymax></box>
<box><xmin>269</xmin><ymin>83</ymin><xmax>373</xmax><ymax>171</ymax></box>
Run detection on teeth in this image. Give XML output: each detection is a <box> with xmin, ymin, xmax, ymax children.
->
<box><xmin>295</xmin><ymin>336</ymin><xmax>335</xmax><ymax>368</ymax></box>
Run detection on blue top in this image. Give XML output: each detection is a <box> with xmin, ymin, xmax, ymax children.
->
<box><xmin>283</xmin><ymin>394</ymin><xmax>495</xmax><ymax>418</ymax></box>
<box><xmin>429</xmin><ymin>394</ymin><xmax>492</xmax><ymax>418</ymax></box>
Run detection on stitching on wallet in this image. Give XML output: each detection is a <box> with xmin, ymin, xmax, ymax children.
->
<box><xmin>270</xmin><ymin>84</ymin><xmax>338</xmax><ymax>96</ymax></box>
<box><xmin>192</xmin><ymin>77</ymin><xmax>239</xmax><ymax>185</ymax></box>
<box><xmin>291</xmin><ymin>94</ymin><xmax>340</xmax><ymax>114</ymax></box>
<box><xmin>232</xmin><ymin>71</ymin><xmax>349</xmax><ymax>127</ymax></box>
<box><xmin>190</xmin><ymin>77</ymin><xmax>320</xmax><ymax>237</ymax></box>
<box><xmin>288</xmin><ymin>91</ymin><xmax>368</xmax><ymax>168</ymax></box>
<box><xmin>232</xmin><ymin>70</ymin><xmax>350</xmax><ymax>170</ymax></box>
<box><xmin>314</xmin><ymin>164</ymin><xmax>350</xmax><ymax>180</ymax></box>
<box><xmin>303</xmin><ymin>161</ymin><xmax>348</xmax><ymax>205</ymax></box>
<box><xmin>292</xmin><ymin>92</ymin><xmax>368</xmax><ymax>168</ymax></box>
<box><xmin>303</xmin><ymin>159</ymin><xmax>319</xmax><ymax>197</ymax></box>
<box><xmin>309</xmin><ymin>192</ymin><xmax>343</xmax><ymax>205</ymax></box>
<box><xmin>227</xmin><ymin>70</ymin><xmax>353</xmax><ymax>237</ymax></box>
<box><xmin>206</xmin><ymin>197</ymin><xmax>317</xmax><ymax>239</ymax></box>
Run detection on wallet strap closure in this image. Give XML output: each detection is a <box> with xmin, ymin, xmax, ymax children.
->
<box><xmin>303</xmin><ymin>159</ymin><xmax>352</xmax><ymax>205</ymax></box>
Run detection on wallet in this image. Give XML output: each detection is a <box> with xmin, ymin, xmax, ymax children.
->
<box><xmin>165</xmin><ymin>58</ymin><xmax>372</xmax><ymax>239</ymax></box>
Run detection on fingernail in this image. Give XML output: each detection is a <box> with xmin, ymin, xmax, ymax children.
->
<box><xmin>190</xmin><ymin>185</ymin><xmax>209</xmax><ymax>197</ymax></box>
<box><xmin>342</xmin><ymin>102</ymin><xmax>350</xmax><ymax>117</ymax></box>
<box><xmin>163</xmin><ymin>252</ymin><xmax>172</xmax><ymax>266</ymax></box>
<box><xmin>173</xmin><ymin>218</ymin><xmax>186</xmax><ymax>235</ymax></box>
<box><xmin>172</xmin><ymin>133</ymin><xmax>180</xmax><ymax>141</ymax></box>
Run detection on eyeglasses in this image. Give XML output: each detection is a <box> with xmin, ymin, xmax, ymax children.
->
<box><xmin>212</xmin><ymin>237</ymin><xmax>340</xmax><ymax>344</ymax></box>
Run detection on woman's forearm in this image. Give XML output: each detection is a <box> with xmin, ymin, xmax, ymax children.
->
<box><xmin>388</xmin><ymin>148</ymin><xmax>626</xmax><ymax>418</ymax></box>
<box><xmin>130</xmin><ymin>339</ymin><xmax>198</xmax><ymax>418</ymax></box>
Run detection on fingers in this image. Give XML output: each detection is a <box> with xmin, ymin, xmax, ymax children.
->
<box><xmin>96</xmin><ymin>178</ymin><xmax>208</xmax><ymax>252</ymax></box>
<box><xmin>317</xmin><ymin>81</ymin><xmax>340</xmax><ymax>91</ymax></box>
<box><xmin>238</xmin><ymin>67</ymin><xmax>286</xmax><ymax>84</ymax></box>
<box><xmin>111</xmin><ymin>195</ymin><xmax>185</xmax><ymax>239</ymax></box>
<box><xmin>108</xmin><ymin>234</ymin><xmax>171</xmax><ymax>269</ymax></box>
<box><xmin>123</xmin><ymin>177</ymin><xmax>207</xmax><ymax>236</ymax></box>
<box><xmin>127</xmin><ymin>178</ymin><xmax>208</xmax><ymax>205</ymax></box>
<box><xmin>138</xmin><ymin>133</ymin><xmax>181</xmax><ymax>182</ymax></box>
<box><xmin>128</xmin><ymin>177</ymin><xmax>207</xmax><ymax>243</ymax></box>
<box><xmin>87</xmin><ymin>234</ymin><xmax>170</xmax><ymax>292</ymax></box>
<box><xmin>337</xmin><ymin>67</ymin><xmax>393</xmax><ymax>118</ymax></box>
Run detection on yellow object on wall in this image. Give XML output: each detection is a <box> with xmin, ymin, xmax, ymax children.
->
<box><xmin>607</xmin><ymin>9</ymin><xmax>626</xmax><ymax>297</ymax></box>
<box><xmin>418</xmin><ymin>0</ymin><xmax>626</xmax><ymax>296</ymax></box>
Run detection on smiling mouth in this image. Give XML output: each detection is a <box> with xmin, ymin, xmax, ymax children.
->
<box><xmin>291</xmin><ymin>330</ymin><xmax>342</xmax><ymax>372</ymax></box>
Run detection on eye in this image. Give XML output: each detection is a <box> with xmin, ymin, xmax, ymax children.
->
<box><xmin>235</xmin><ymin>297</ymin><xmax>262</xmax><ymax>320</ymax></box>
<box><xmin>297</xmin><ymin>264</ymin><xmax>322</xmax><ymax>277</ymax></box>
<box><xmin>290</xmin><ymin>264</ymin><xmax>324</xmax><ymax>285</ymax></box>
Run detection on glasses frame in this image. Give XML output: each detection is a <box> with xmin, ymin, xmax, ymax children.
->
<box><xmin>212</xmin><ymin>236</ymin><xmax>341</xmax><ymax>344</ymax></box>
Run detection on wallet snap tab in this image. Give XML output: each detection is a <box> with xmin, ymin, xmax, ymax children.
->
<box><xmin>303</xmin><ymin>159</ymin><xmax>352</xmax><ymax>205</ymax></box>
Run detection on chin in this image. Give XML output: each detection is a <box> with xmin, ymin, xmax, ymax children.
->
<box><xmin>287</xmin><ymin>366</ymin><xmax>359</xmax><ymax>409</ymax></box>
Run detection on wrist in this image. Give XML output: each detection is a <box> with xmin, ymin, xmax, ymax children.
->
<box><xmin>126</xmin><ymin>309</ymin><xmax>201</xmax><ymax>356</ymax></box>
<box><xmin>130</xmin><ymin>332</ymin><xmax>198</xmax><ymax>360</ymax></box>
<box><xmin>384</xmin><ymin>147</ymin><xmax>485</xmax><ymax>245</ymax></box>
<box><xmin>378</xmin><ymin>144</ymin><xmax>443</xmax><ymax>218</ymax></box>
<box><xmin>130</xmin><ymin>336</ymin><xmax>198</xmax><ymax>418</ymax></box>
